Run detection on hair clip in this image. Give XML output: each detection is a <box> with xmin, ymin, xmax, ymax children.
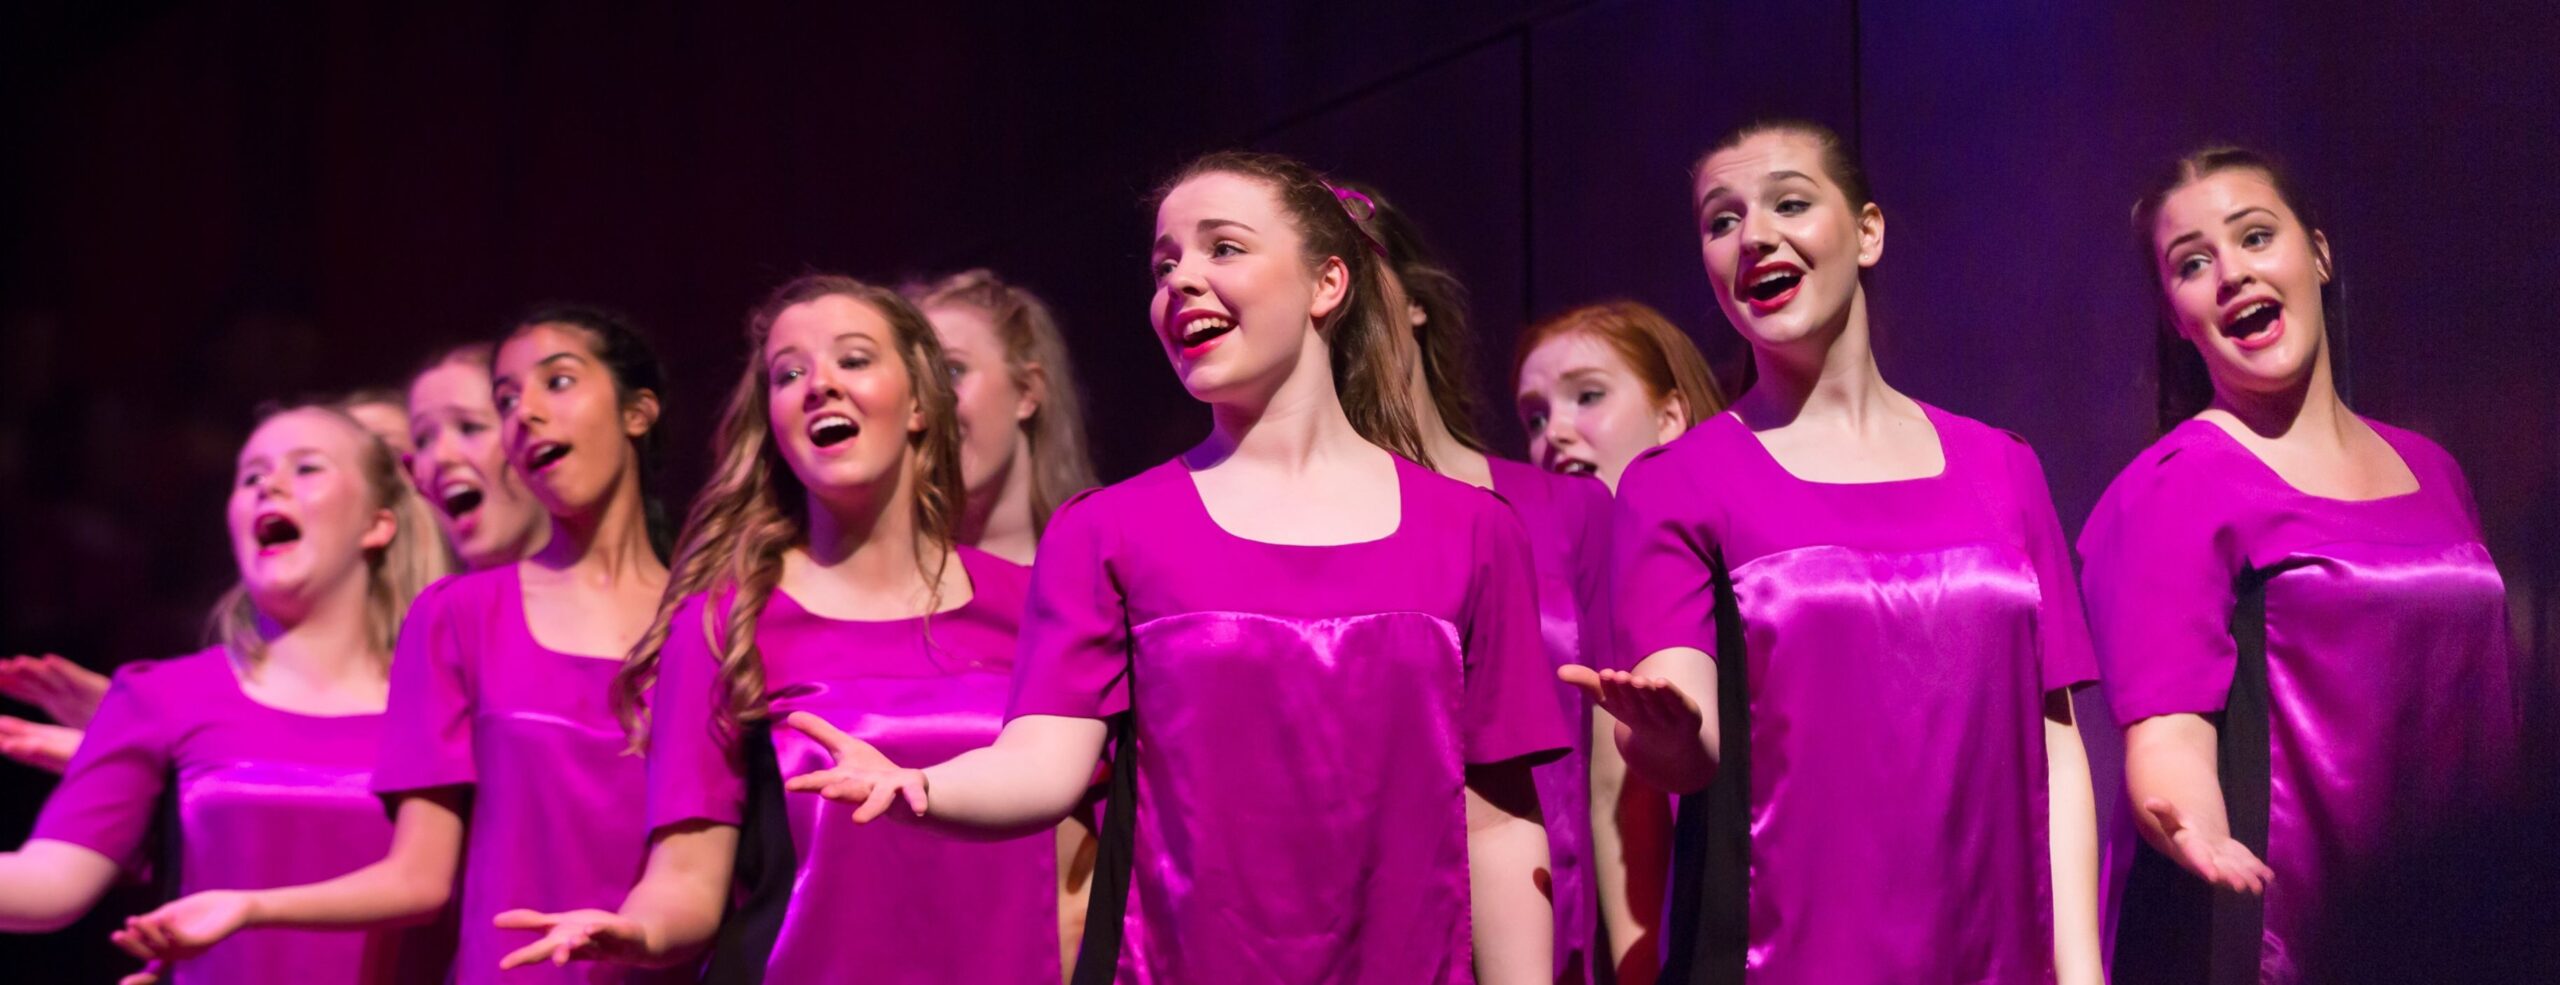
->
<box><xmin>1322</xmin><ymin>182</ymin><xmax>1390</xmax><ymax>261</ymax></box>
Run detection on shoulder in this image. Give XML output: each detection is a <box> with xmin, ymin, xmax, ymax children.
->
<box><xmin>2364</xmin><ymin>417</ymin><xmax>2464</xmax><ymax>480</ymax></box>
<box><xmin>2084</xmin><ymin>422</ymin><xmax>2237</xmax><ymax>537</ymax></box>
<box><xmin>415</xmin><ymin>564</ymin><xmax>517</xmax><ymax>616</ymax></box>
<box><xmin>107</xmin><ymin>646</ymin><xmax>231</xmax><ymax>704</ymax></box>
<box><xmin>1046</xmin><ymin>460</ymin><xmax>1184</xmax><ymax>534</ymax></box>
<box><xmin>956</xmin><ymin>545</ymin><xmax>1032</xmax><ymax>608</ymax></box>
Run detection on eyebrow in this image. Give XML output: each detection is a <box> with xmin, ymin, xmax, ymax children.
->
<box><xmin>1696</xmin><ymin>170</ymin><xmax>1817</xmax><ymax>213</ymax></box>
<box><xmin>2158</xmin><ymin>206</ymin><xmax>2279</xmax><ymax>255</ymax></box>
<box><xmin>493</xmin><ymin>351</ymin><xmax>586</xmax><ymax>386</ymax></box>
<box><xmin>768</xmin><ymin>333</ymin><xmax>874</xmax><ymax>361</ymax></box>
<box><xmin>1198</xmin><ymin>218</ymin><xmax>1255</xmax><ymax>234</ymax></box>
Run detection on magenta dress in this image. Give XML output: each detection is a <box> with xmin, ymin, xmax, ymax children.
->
<box><xmin>647</xmin><ymin>546</ymin><xmax>1058</xmax><ymax>983</ymax></box>
<box><xmin>33</xmin><ymin>647</ymin><xmax>421</xmax><ymax>985</ymax></box>
<box><xmin>375</xmin><ymin>565</ymin><xmax>689</xmax><ymax>985</ymax></box>
<box><xmin>1007</xmin><ymin>455</ymin><xmax>1572</xmax><ymax>984</ymax></box>
<box><xmin>2079</xmin><ymin>419</ymin><xmax>2516</xmax><ymax>985</ymax></box>
<box><xmin>1609</xmin><ymin>406</ymin><xmax>2098</xmax><ymax>985</ymax></box>
<box><xmin>1486</xmin><ymin>456</ymin><xmax>1609</xmax><ymax>984</ymax></box>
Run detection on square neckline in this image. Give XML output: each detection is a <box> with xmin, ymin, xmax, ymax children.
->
<box><xmin>509</xmin><ymin>564</ymin><xmax>641</xmax><ymax>663</ymax></box>
<box><xmin>1178</xmin><ymin>450</ymin><xmax>1413</xmax><ymax>549</ymax></box>
<box><xmin>2186</xmin><ymin>415</ymin><xmax>2426</xmax><ymax>505</ymax></box>
<box><xmin>1724</xmin><ymin>401</ymin><xmax>1955</xmax><ymax>487</ymax></box>
<box><xmin>770</xmin><ymin>546</ymin><xmax>988</xmax><ymax>625</ymax></box>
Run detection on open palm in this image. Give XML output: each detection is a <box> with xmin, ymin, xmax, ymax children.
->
<box><xmin>779</xmin><ymin>711</ymin><xmax>928</xmax><ymax>822</ymax></box>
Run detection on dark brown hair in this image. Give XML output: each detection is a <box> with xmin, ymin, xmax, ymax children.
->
<box><xmin>2130</xmin><ymin>146</ymin><xmax>2344</xmax><ymax>431</ymax></box>
<box><xmin>1696</xmin><ymin>117</ymin><xmax>1872</xmax><ymax>209</ymax></box>
<box><xmin>1337</xmin><ymin>180</ymin><xmax>1486</xmax><ymax>453</ymax></box>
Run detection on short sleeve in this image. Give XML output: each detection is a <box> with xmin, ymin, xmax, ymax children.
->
<box><xmin>2003</xmin><ymin>436</ymin><xmax>2100</xmax><ymax>692</ymax></box>
<box><xmin>644</xmin><ymin>594</ymin><xmax>747</xmax><ymax>831</ymax></box>
<box><xmin>31</xmin><ymin>663</ymin><xmax>177</xmax><ymax>869</ymax></box>
<box><xmin>1008</xmin><ymin>491</ymin><xmax>1132</xmax><ymax>720</ymax></box>
<box><xmin>1607</xmin><ymin>445</ymin><xmax>1720</xmax><ymax>671</ymax></box>
<box><xmin>2076</xmin><ymin>452</ymin><xmax>2242</xmax><ymax>724</ymax></box>
<box><xmin>1460</xmin><ymin>498</ymin><xmax>1572</xmax><ymax>765</ymax></box>
<box><xmin>374</xmin><ymin>579</ymin><xmax>478</xmax><ymax>796</ymax></box>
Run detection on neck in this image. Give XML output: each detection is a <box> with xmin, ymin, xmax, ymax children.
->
<box><xmin>254</xmin><ymin>570</ymin><xmax>384</xmax><ymax>684</ymax></box>
<box><xmin>2210</xmin><ymin>336</ymin><xmax>2352</xmax><ymax>442</ymax></box>
<box><xmin>1200</xmin><ymin>336</ymin><xmax>1370</xmax><ymax>474</ymax></box>
<box><xmin>805</xmin><ymin>463</ymin><xmax>930</xmax><ymax>595</ymax></box>
<box><xmin>1735</xmin><ymin>289</ymin><xmax>1898</xmax><ymax>429</ymax></box>
<box><xmin>960</xmin><ymin>432</ymin><xmax>1040</xmax><ymax>564</ymax></box>
<box><xmin>531</xmin><ymin>463</ymin><xmax>664</xmax><ymax>585</ymax></box>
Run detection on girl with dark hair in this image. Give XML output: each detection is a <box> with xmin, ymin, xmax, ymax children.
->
<box><xmin>1568</xmin><ymin>120</ymin><xmax>2104</xmax><ymax>984</ymax></box>
<box><xmin>1345</xmin><ymin>178</ymin><xmax>1609</xmax><ymax>984</ymax></box>
<box><xmin>785</xmin><ymin>151</ymin><xmax>1568</xmax><ymax>984</ymax></box>
<box><xmin>117</xmin><ymin>307</ymin><xmax>687</xmax><ymax>985</ymax></box>
<box><xmin>0</xmin><ymin>404</ymin><xmax>445</xmax><ymax>985</ymax></box>
<box><xmin>488</xmin><ymin>275</ymin><xmax>1068</xmax><ymax>982</ymax></box>
<box><xmin>2086</xmin><ymin>147</ymin><xmax>2517</xmax><ymax>984</ymax></box>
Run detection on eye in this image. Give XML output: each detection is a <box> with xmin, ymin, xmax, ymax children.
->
<box><xmin>946</xmin><ymin>360</ymin><xmax>967</xmax><ymax>381</ymax></box>
<box><xmin>1152</xmin><ymin>257</ymin><xmax>1178</xmax><ymax>280</ymax></box>
<box><xmin>1522</xmin><ymin>411</ymin><xmax>1548</xmax><ymax>430</ymax></box>
<box><xmin>493</xmin><ymin>391</ymin><xmax>519</xmax><ymax>414</ymax></box>
<box><xmin>458</xmin><ymin>421</ymin><xmax>487</xmax><ymax>437</ymax></box>
<box><xmin>295</xmin><ymin>462</ymin><xmax>324</xmax><ymax>476</ymax></box>
<box><xmin>771</xmin><ymin>365</ymin><xmax>804</xmax><ymax>387</ymax></box>
<box><xmin>2173</xmin><ymin>253</ymin><xmax>2211</xmax><ymax>280</ymax></box>
<box><xmin>238</xmin><ymin>470</ymin><xmax>265</xmax><ymax>488</ymax></box>
<box><xmin>1705</xmin><ymin>212</ymin><xmax>1739</xmax><ymax>236</ymax></box>
<box><xmin>837</xmin><ymin>354</ymin><xmax>872</xmax><ymax>371</ymax></box>
<box><xmin>545</xmin><ymin>373</ymin><xmax>574</xmax><ymax>391</ymax></box>
<box><xmin>1775</xmin><ymin>197</ymin><xmax>1811</xmax><ymax>216</ymax></box>
<box><xmin>1210</xmin><ymin>241</ymin><xmax>1244</xmax><ymax>259</ymax></box>
<box><xmin>1575</xmin><ymin>388</ymin><xmax>1606</xmax><ymax>406</ymax></box>
<box><xmin>2241</xmin><ymin>227</ymin><xmax>2275</xmax><ymax>249</ymax></box>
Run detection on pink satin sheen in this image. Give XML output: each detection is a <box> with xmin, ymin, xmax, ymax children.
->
<box><xmin>34</xmin><ymin>648</ymin><xmax>417</xmax><ymax>985</ymax></box>
<box><xmin>2081</xmin><ymin>418</ymin><xmax>2518</xmax><ymax>984</ymax></box>
<box><xmin>1119</xmin><ymin>610</ymin><xmax>1470</xmax><ymax>984</ymax></box>
<box><xmin>1733</xmin><ymin>544</ymin><xmax>2055</xmax><ymax>982</ymax></box>
<box><xmin>646</xmin><ymin>548</ymin><xmax>1057</xmax><ymax>983</ymax></box>
<box><xmin>1487</xmin><ymin>457</ymin><xmax>1607</xmax><ymax>983</ymax></box>
<box><xmin>374</xmin><ymin>566</ymin><xmax>690</xmax><ymax>985</ymax></box>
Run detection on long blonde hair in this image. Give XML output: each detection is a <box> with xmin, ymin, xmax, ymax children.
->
<box><xmin>206</xmin><ymin>404</ymin><xmax>451</xmax><ymax>667</ymax></box>
<box><xmin>903</xmin><ymin>269</ymin><xmax>1099</xmax><ymax>535</ymax></box>
<box><xmin>616</xmin><ymin>275</ymin><xmax>968</xmax><ymax>748</ymax></box>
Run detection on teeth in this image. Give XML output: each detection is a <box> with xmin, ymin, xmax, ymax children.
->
<box><xmin>438</xmin><ymin>480</ymin><xmax>475</xmax><ymax>501</ymax></box>
<box><xmin>812</xmin><ymin>414</ymin><xmax>854</xmax><ymax>431</ymax></box>
<box><xmin>2235</xmin><ymin>301</ymin><xmax>2277</xmax><ymax>320</ymax></box>
<box><xmin>1752</xmin><ymin>268</ymin><xmax>1796</xmax><ymax>286</ymax></box>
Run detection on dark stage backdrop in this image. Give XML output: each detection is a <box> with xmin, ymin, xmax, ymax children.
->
<box><xmin>4</xmin><ymin>2</ymin><xmax>2554</xmax><ymax>980</ymax></box>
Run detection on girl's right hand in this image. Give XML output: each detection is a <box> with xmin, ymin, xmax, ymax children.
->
<box><xmin>1559</xmin><ymin>666</ymin><xmax>1705</xmax><ymax>750</ymax></box>
<box><xmin>492</xmin><ymin>909</ymin><xmax>652</xmax><ymax>969</ymax></box>
<box><xmin>0</xmin><ymin>715</ymin><xmax>80</xmax><ymax>773</ymax></box>
<box><xmin>0</xmin><ymin>653</ymin><xmax>111</xmax><ymax>728</ymax></box>
<box><xmin>2143</xmin><ymin>797</ymin><xmax>2273</xmax><ymax>895</ymax></box>
<box><xmin>112</xmin><ymin>890</ymin><xmax>255</xmax><ymax>963</ymax></box>
<box><xmin>780</xmin><ymin>711</ymin><xmax>929</xmax><ymax>823</ymax></box>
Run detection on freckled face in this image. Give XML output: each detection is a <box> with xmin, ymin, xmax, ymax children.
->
<box><xmin>1515</xmin><ymin>332</ymin><xmax>1686</xmax><ymax>490</ymax></box>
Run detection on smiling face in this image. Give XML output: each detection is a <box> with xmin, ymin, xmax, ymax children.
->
<box><xmin>766</xmin><ymin>294</ymin><xmax>928</xmax><ymax>506</ymax></box>
<box><xmin>491</xmin><ymin>322</ymin><xmax>658</xmax><ymax>522</ymax></box>
<box><xmin>227</xmin><ymin>409</ymin><xmax>396</xmax><ymax>622</ymax></box>
<box><xmin>1515</xmin><ymin>331</ymin><xmax>1687</xmax><ymax>488</ymax></box>
<box><xmin>924</xmin><ymin>301</ymin><xmax>1034</xmax><ymax>498</ymax></box>
<box><xmin>406</xmin><ymin>358</ymin><xmax>549</xmax><ymax>568</ymax></box>
<box><xmin>1148</xmin><ymin>171</ymin><xmax>1349</xmax><ymax>405</ymax></box>
<box><xmin>1692</xmin><ymin>130</ymin><xmax>1883</xmax><ymax>351</ymax></box>
<box><xmin>2150</xmin><ymin>168</ymin><xmax>2333</xmax><ymax>401</ymax></box>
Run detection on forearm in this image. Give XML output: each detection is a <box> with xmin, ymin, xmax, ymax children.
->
<box><xmin>0</xmin><ymin>840</ymin><xmax>118</xmax><ymax>931</ymax></box>
<box><xmin>1590</xmin><ymin>712</ymin><xmax>1668</xmax><ymax>984</ymax></box>
<box><xmin>2123</xmin><ymin>714</ymin><xmax>2228</xmax><ymax>855</ymax></box>
<box><xmin>1466</xmin><ymin>773</ymin><xmax>1553</xmax><ymax>985</ymax></box>
<box><xmin>2044</xmin><ymin>699</ymin><xmax>2104</xmax><ymax>984</ymax></box>
<box><xmin>610</xmin><ymin>824</ymin><xmax>736</xmax><ymax>966</ymax></box>
<box><xmin>252</xmin><ymin>793</ymin><xmax>462</xmax><ymax>930</ymax></box>
<box><xmin>915</xmin><ymin>715</ymin><xmax>1104</xmax><ymax>833</ymax></box>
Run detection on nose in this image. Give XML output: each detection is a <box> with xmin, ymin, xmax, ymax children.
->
<box><xmin>1162</xmin><ymin>256</ymin><xmax>1208</xmax><ymax>298</ymax></box>
<box><xmin>2216</xmin><ymin>255</ymin><xmax>2253</xmax><ymax>296</ymax></box>
<box><xmin>1738</xmin><ymin>208</ymin><xmax>1779</xmax><ymax>255</ymax></box>
<box><xmin>803</xmin><ymin>365</ymin><xmax>846</xmax><ymax>410</ymax></box>
<box><xmin>1543</xmin><ymin>407</ymin><xmax>1579</xmax><ymax>451</ymax></box>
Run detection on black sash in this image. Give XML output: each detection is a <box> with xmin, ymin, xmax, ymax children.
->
<box><xmin>1662</xmin><ymin>549</ymin><xmax>1750</xmax><ymax>985</ymax></box>
<box><xmin>702</xmin><ymin>722</ymin><xmax>794</xmax><ymax>985</ymax></box>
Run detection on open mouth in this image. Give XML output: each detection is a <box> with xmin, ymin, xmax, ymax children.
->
<box><xmin>437</xmin><ymin>480</ymin><xmax>484</xmax><ymax>519</ymax></box>
<box><xmin>808</xmin><ymin>414</ymin><xmax>859</xmax><ymax>448</ymax></box>
<box><xmin>1744</xmin><ymin>265</ymin><xmax>1804</xmax><ymax>308</ymax></box>
<box><xmin>1554</xmin><ymin>458</ymin><xmax>1598</xmax><ymax>478</ymax></box>
<box><xmin>253</xmin><ymin>513</ymin><xmax>303</xmax><ymax>552</ymax></box>
<box><xmin>1176</xmin><ymin>314</ymin><xmax>1236</xmax><ymax>353</ymax></box>
<box><xmin>523</xmin><ymin>441</ymin><xmax>571</xmax><ymax>473</ymax></box>
<box><xmin>2223</xmin><ymin>299</ymin><xmax>2282</xmax><ymax>343</ymax></box>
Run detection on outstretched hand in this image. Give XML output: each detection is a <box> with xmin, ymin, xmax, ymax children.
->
<box><xmin>0</xmin><ymin>653</ymin><xmax>110</xmax><ymax>728</ymax></box>
<box><xmin>115</xmin><ymin>959</ymin><xmax>166</xmax><ymax>985</ymax></box>
<box><xmin>492</xmin><ymin>909</ymin><xmax>652</xmax><ymax>969</ymax></box>
<box><xmin>2144</xmin><ymin>797</ymin><xmax>2272</xmax><ymax>895</ymax></box>
<box><xmin>779</xmin><ymin>711</ymin><xmax>927</xmax><ymax>823</ymax></box>
<box><xmin>111</xmin><ymin>890</ymin><xmax>254</xmax><ymax>964</ymax></box>
<box><xmin>1559</xmin><ymin>665</ymin><xmax>1704</xmax><ymax>737</ymax></box>
<box><xmin>0</xmin><ymin>715</ymin><xmax>80</xmax><ymax>773</ymax></box>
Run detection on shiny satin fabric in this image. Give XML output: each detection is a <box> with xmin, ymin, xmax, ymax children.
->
<box><xmin>178</xmin><ymin>758</ymin><xmax>411</xmax><ymax>984</ymax></box>
<box><xmin>2255</xmin><ymin>541</ymin><xmax>2514</xmax><ymax>980</ymax></box>
<box><xmin>1488</xmin><ymin>457</ymin><xmax>1606</xmax><ymax>984</ymax></box>
<box><xmin>1119</xmin><ymin>610</ymin><xmax>1474</xmax><ymax>985</ymax></box>
<box><xmin>1733</xmin><ymin>543</ymin><xmax>2057</xmax><ymax>984</ymax></box>
<box><xmin>761</xmin><ymin>675</ymin><xmax>1059</xmax><ymax>982</ymax></box>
